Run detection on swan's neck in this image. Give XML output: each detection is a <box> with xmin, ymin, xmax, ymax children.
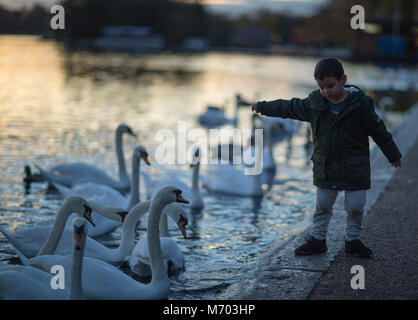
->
<box><xmin>159</xmin><ymin>206</ymin><xmax>170</xmax><ymax>237</ymax></box>
<box><xmin>264</xmin><ymin>125</ymin><xmax>273</xmax><ymax>154</ymax></box>
<box><xmin>116</xmin><ymin>128</ymin><xmax>127</xmax><ymax>181</ymax></box>
<box><xmin>70</xmin><ymin>245</ymin><xmax>85</xmax><ymax>300</ymax></box>
<box><xmin>128</xmin><ymin>155</ymin><xmax>140</xmax><ymax>210</ymax></box>
<box><xmin>192</xmin><ymin>162</ymin><xmax>200</xmax><ymax>195</ymax></box>
<box><xmin>148</xmin><ymin>196</ymin><xmax>169</xmax><ymax>284</ymax></box>
<box><xmin>116</xmin><ymin>200</ymin><xmax>151</xmax><ymax>260</ymax></box>
<box><xmin>233</xmin><ymin>102</ymin><xmax>239</xmax><ymax>128</ymax></box>
<box><xmin>37</xmin><ymin>199</ymin><xmax>74</xmax><ymax>256</ymax></box>
<box><xmin>88</xmin><ymin>200</ymin><xmax>124</xmax><ymax>221</ymax></box>
<box><xmin>251</xmin><ymin>144</ymin><xmax>263</xmax><ymax>195</ymax></box>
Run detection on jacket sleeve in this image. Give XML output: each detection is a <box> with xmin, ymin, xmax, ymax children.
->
<box><xmin>257</xmin><ymin>98</ymin><xmax>311</xmax><ymax>122</ymax></box>
<box><xmin>362</xmin><ymin>97</ymin><xmax>402</xmax><ymax>163</ymax></box>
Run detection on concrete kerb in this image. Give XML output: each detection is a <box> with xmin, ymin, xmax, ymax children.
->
<box><xmin>225</xmin><ymin>103</ymin><xmax>418</xmax><ymax>300</ymax></box>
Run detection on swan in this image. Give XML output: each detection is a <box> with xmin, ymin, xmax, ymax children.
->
<box><xmin>243</xmin><ymin>119</ymin><xmax>276</xmax><ymax>172</ymax></box>
<box><xmin>1</xmin><ymin>200</ymin><xmax>187</xmax><ymax>265</ymax></box>
<box><xmin>30</xmin><ymin>124</ymin><xmax>136</xmax><ymax>194</ymax></box>
<box><xmin>126</xmin><ymin>202</ymin><xmax>188</xmax><ymax>276</ymax></box>
<box><xmin>18</xmin><ymin>186</ymin><xmax>190</xmax><ymax>300</ymax></box>
<box><xmin>202</xmin><ymin>140</ymin><xmax>264</xmax><ymax>197</ymax></box>
<box><xmin>0</xmin><ymin>196</ymin><xmax>126</xmax><ymax>258</ymax></box>
<box><xmin>197</xmin><ymin>93</ymin><xmax>252</xmax><ymax>128</ymax></box>
<box><xmin>142</xmin><ymin>147</ymin><xmax>203</xmax><ymax>209</ymax></box>
<box><xmin>52</xmin><ymin>145</ymin><xmax>150</xmax><ymax>237</ymax></box>
<box><xmin>252</xmin><ymin>114</ymin><xmax>297</xmax><ymax>146</ymax></box>
<box><xmin>129</xmin><ymin>236</ymin><xmax>185</xmax><ymax>277</ymax></box>
<box><xmin>0</xmin><ymin>217</ymin><xmax>88</xmax><ymax>300</ymax></box>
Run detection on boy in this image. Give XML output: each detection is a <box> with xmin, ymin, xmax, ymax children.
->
<box><xmin>251</xmin><ymin>57</ymin><xmax>401</xmax><ymax>258</ymax></box>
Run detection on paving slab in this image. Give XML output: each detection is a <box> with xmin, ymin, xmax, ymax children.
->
<box><xmin>225</xmin><ymin>104</ymin><xmax>418</xmax><ymax>300</ymax></box>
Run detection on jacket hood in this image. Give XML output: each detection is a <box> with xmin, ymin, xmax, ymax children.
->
<box><xmin>309</xmin><ymin>85</ymin><xmax>365</xmax><ymax>111</ymax></box>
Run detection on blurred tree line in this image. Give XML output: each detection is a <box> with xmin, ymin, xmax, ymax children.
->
<box><xmin>0</xmin><ymin>0</ymin><xmax>416</xmax><ymax>48</ymax></box>
<box><xmin>294</xmin><ymin>0</ymin><xmax>417</xmax><ymax>46</ymax></box>
<box><xmin>0</xmin><ymin>4</ymin><xmax>50</xmax><ymax>34</ymax></box>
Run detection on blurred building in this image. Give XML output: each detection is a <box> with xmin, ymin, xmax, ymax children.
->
<box><xmin>230</xmin><ymin>26</ymin><xmax>272</xmax><ymax>48</ymax></box>
<box><xmin>352</xmin><ymin>19</ymin><xmax>418</xmax><ymax>63</ymax></box>
<box><xmin>93</xmin><ymin>25</ymin><xmax>165</xmax><ymax>52</ymax></box>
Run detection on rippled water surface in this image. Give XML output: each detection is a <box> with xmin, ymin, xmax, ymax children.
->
<box><xmin>0</xmin><ymin>35</ymin><xmax>404</xmax><ymax>299</ymax></box>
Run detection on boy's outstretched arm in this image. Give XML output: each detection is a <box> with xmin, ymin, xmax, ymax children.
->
<box><xmin>251</xmin><ymin>97</ymin><xmax>311</xmax><ymax>122</ymax></box>
<box><xmin>361</xmin><ymin>98</ymin><xmax>402</xmax><ymax>167</ymax></box>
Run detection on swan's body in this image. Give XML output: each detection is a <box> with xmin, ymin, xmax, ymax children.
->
<box><xmin>50</xmin><ymin>146</ymin><xmax>150</xmax><ymax>237</ymax></box>
<box><xmin>129</xmin><ymin>236</ymin><xmax>185</xmax><ymax>277</ymax></box>
<box><xmin>252</xmin><ymin>114</ymin><xmax>297</xmax><ymax>145</ymax></box>
<box><xmin>198</xmin><ymin>106</ymin><xmax>234</xmax><ymax>128</ymax></box>
<box><xmin>203</xmin><ymin>142</ymin><xmax>263</xmax><ymax>197</ymax></box>
<box><xmin>19</xmin><ymin>186</ymin><xmax>189</xmax><ymax>300</ymax></box>
<box><xmin>34</xmin><ymin>124</ymin><xmax>136</xmax><ymax>194</ymax></box>
<box><xmin>0</xmin><ymin>196</ymin><xmax>125</xmax><ymax>258</ymax></box>
<box><xmin>0</xmin><ymin>265</ymin><xmax>70</xmax><ymax>300</ymax></box>
<box><xmin>0</xmin><ymin>217</ymin><xmax>88</xmax><ymax>300</ymax></box>
<box><xmin>198</xmin><ymin>94</ymin><xmax>253</xmax><ymax>128</ymax></box>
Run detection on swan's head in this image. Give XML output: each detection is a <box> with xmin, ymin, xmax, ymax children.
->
<box><xmin>72</xmin><ymin>217</ymin><xmax>88</xmax><ymax>251</ymax></box>
<box><xmin>155</xmin><ymin>186</ymin><xmax>190</xmax><ymax>205</ymax></box>
<box><xmin>64</xmin><ymin>196</ymin><xmax>95</xmax><ymax>227</ymax></box>
<box><xmin>118</xmin><ymin>124</ymin><xmax>137</xmax><ymax>137</ymax></box>
<box><xmin>133</xmin><ymin>145</ymin><xmax>150</xmax><ymax>166</ymax></box>
<box><xmin>189</xmin><ymin>146</ymin><xmax>200</xmax><ymax>168</ymax></box>
<box><xmin>165</xmin><ymin>204</ymin><xmax>189</xmax><ymax>239</ymax></box>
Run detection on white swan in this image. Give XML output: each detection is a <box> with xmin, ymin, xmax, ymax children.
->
<box><xmin>243</xmin><ymin>119</ymin><xmax>276</xmax><ymax>172</ymax></box>
<box><xmin>2</xmin><ymin>200</ymin><xmax>187</xmax><ymax>266</ymax></box>
<box><xmin>127</xmin><ymin>202</ymin><xmax>188</xmax><ymax>276</ymax></box>
<box><xmin>197</xmin><ymin>94</ymin><xmax>251</xmax><ymax>128</ymax></box>
<box><xmin>0</xmin><ymin>217</ymin><xmax>88</xmax><ymax>300</ymax></box>
<box><xmin>18</xmin><ymin>186</ymin><xmax>189</xmax><ymax>300</ymax></box>
<box><xmin>202</xmin><ymin>141</ymin><xmax>264</xmax><ymax>197</ymax></box>
<box><xmin>142</xmin><ymin>147</ymin><xmax>203</xmax><ymax>209</ymax></box>
<box><xmin>129</xmin><ymin>236</ymin><xmax>185</xmax><ymax>277</ymax></box>
<box><xmin>252</xmin><ymin>114</ymin><xmax>297</xmax><ymax>145</ymax></box>
<box><xmin>0</xmin><ymin>196</ymin><xmax>126</xmax><ymax>258</ymax></box>
<box><xmin>34</xmin><ymin>124</ymin><xmax>136</xmax><ymax>194</ymax></box>
<box><xmin>53</xmin><ymin>145</ymin><xmax>150</xmax><ymax>237</ymax></box>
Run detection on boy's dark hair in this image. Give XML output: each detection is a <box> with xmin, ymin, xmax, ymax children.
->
<box><xmin>314</xmin><ymin>57</ymin><xmax>344</xmax><ymax>81</ymax></box>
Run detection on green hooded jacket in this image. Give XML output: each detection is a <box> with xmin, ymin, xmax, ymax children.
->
<box><xmin>256</xmin><ymin>85</ymin><xmax>402</xmax><ymax>190</ymax></box>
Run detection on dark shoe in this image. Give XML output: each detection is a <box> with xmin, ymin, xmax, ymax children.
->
<box><xmin>345</xmin><ymin>239</ymin><xmax>373</xmax><ymax>258</ymax></box>
<box><xmin>294</xmin><ymin>236</ymin><xmax>327</xmax><ymax>256</ymax></box>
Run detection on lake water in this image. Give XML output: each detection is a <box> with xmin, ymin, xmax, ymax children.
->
<box><xmin>0</xmin><ymin>35</ymin><xmax>405</xmax><ymax>299</ymax></box>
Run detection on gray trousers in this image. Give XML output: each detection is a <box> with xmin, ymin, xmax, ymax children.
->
<box><xmin>312</xmin><ymin>187</ymin><xmax>367</xmax><ymax>241</ymax></box>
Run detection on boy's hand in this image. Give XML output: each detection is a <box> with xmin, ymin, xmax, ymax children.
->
<box><xmin>251</xmin><ymin>102</ymin><xmax>262</xmax><ymax>114</ymax></box>
<box><xmin>391</xmin><ymin>159</ymin><xmax>401</xmax><ymax>168</ymax></box>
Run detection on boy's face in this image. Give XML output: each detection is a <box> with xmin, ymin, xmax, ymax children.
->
<box><xmin>316</xmin><ymin>75</ymin><xmax>347</xmax><ymax>104</ymax></box>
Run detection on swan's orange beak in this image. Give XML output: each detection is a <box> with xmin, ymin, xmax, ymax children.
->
<box><xmin>141</xmin><ymin>153</ymin><xmax>151</xmax><ymax>166</ymax></box>
<box><xmin>83</xmin><ymin>205</ymin><xmax>95</xmax><ymax>227</ymax></box>
<box><xmin>178</xmin><ymin>217</ymin><xmax>188</xmax><ymax>239</ymax></box>
<box><xmin>175</xmin><ymin>189</ymin><xmax>189</xmax><ymax>204</ymax></box>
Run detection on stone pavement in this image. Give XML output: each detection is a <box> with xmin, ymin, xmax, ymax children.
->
<box><xmin>309</xmin><ymin>137</ymin><xmax>418</xmax><ymax>300</ymax></box>
<box><xmin>225</xmin><ymin>104</ymin><xmax>418</xmax><ymax>300</ymax></box>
